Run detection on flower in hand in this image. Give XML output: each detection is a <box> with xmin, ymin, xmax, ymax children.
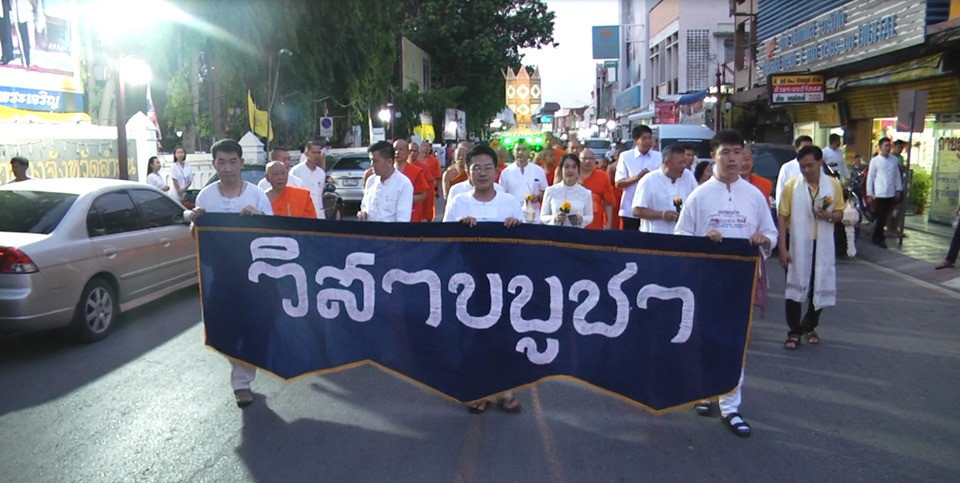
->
<box><xmin>560</xmin><ymin>201</ymin><xmax>571</xmax><ymax>214</ymax></box>
<box><xmin>821</xmin><ymin>196</ymin><xmax>833</xmax><ymax>211</ymax></box>
<box><xmin>673</xmin><ymin>197</ymin><xmax>683</xmax><ymax>213</ymax></box>
<box><xmin>525</xmin><ymin>194</ymin><xmax>535</xmax><ymax>202</ymax></box>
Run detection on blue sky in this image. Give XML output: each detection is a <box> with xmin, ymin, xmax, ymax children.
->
<box><xmin>519</xmin><ymin>0</ymin><xmax>619</xmax><ymax>109</ymax></box>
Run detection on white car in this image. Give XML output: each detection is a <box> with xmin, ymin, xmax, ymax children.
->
<box><xmin>0</xmin><ymin>178</ymin><xmax>198</xmax><ymax>341</ymax></box>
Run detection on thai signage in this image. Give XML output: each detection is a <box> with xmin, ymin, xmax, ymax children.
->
<box><xmin>195</xmin><ymin>214</ymin><xmax>761</xmax><ymax>412</ymax></box>
<box><xmin>757</xmin><ymin>0</ymin><xmax>926</xmax><ymax>83</ymax></box>
<box><xmin>769</xmin><ymin>74</ymin><xmax>825</xmax><ymax>104</ymax></box>
<box><xmin>0</xmin><ymin>139</ymin><xmax>136</xmax><ymax>184</ymax></box>
<box><xmin>931</xmin><ymin>125</ymin><xmax>960</xmax><ymax>225</ymax></box>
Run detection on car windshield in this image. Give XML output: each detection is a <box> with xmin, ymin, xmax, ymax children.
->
<box><xmin>584</xmin><ymin>139</ymin><xmax>610</xmax><ymax>151</ymax></box>
<box><xmin>751</xmin><ymin>145</ymin><xmax>797</xmax><ymax>181</ymax></box>
<box><xmin>331</xmin><ymin>156</ymin><xmax>371</xmax><ymax>171</ymax></box>
<box><xmin>0</xmin><ymin>191</ymin><xmax>78</xmax><ymax>234</ymax></box>
<box><xmin>241</xmin><ymin>168</ymin><xmax>266</xmax><ymax>185</ymax></box>
<box><xmin>661</xmin><ymin>138</ymin><xmax>713</xmax><ymax>159</ymax></box>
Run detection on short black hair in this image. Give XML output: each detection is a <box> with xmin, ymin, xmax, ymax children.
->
<box><xmin>270</xmin><ymin>147</ymin><xmax>288</xmax><ymax>160</ymax></box>
<box><xmin>828</xmin><ymin>133</ymin><xmax>841</xmax><ymax>144</ymax></box>
<box><xmin>466</xmin><ymin>145</ymin><xmax>498</xmax><ymax>167</ymax></box>
<box><xmin>211</xmin><ymin>139</ymin><xmax>242</xmax><ymax>159</ymax></box>
<box><xmin>10</xmin><ymin>156</ymin><xmax>28</xmax><ymax>167</ymax></box>
<box><xmin>368</xmin><ymin>141</ymin><xmax>394</xmax><ymax>160</ymax></box>
<box><xmin>878</xmin><ymin>137</ymin><xmax>891</xmax><ymax>147</ymax></box>
<box><xmin>793</xmin><ymin>135</ymin><xmax>813</xmax><ymax>148</ymax></box>
<box><xmin>796</xmin><ymin>145</ymin><xmax>823</xmax><ymax>161</ymax></box>
<box><xmin>631</xmin><ymin>125</ymin><xmax>652</xmax><ymax>140</ymax></box>
<box><xmin>711</xmin><ymin>129</ymin><xmax>744</xmax><ymax>151</ymax></box>
<box><xmin>894</xmin><ymin>140</ymin><xmax>906</xmax><ymax>147</ymax></box>
<box><xmin>681</xmin><ymin>144</ymin><xmax>695</xmax><ymax>153</ymax></box>
<box><xmin>694</xmin><ymin>160</ymin><xmax>712</xmax><ymax>181</ymax></box>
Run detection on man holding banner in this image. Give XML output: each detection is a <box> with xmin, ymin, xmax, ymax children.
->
<box><xmin>359</xmin><ymin>141</ymin><xmax>414</xmax><ymax>222</ymax></box>
<box><xmin>189</xmin><ymin>139</ymin><xmax>273</xmax><ymax>408</ymax></box>
<box><xmin>443</xmin><ymin>144</ymin><xmax>524</xmax><ymax>413</ymax></box>
<box><xmin>675</xmin><ymin>129</ymin><xmax>777</xmax><ymax>437</ymax></box>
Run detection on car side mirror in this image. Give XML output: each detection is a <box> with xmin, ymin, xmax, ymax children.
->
<box><xmin>324</xmin><ymin>182</ymin><xmax>337</xmax><ymax>193</ymax></box>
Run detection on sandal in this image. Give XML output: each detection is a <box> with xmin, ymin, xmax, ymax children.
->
<box><xmin>722</xmin><ymin>412</ymin><xmax>752</xmax><ymax>438</ymax></box>
<box><xmin>467</xmin><ymin>401</ymin><xmax>488</xmax><ymax>414</ymax></box>
<box><xmin>784</xmin><ymin>335</ymin><xmax>801</xmax><ymax>350</ymax></box>
<box><xmin>806</xmin><ymin>331</ymin><xmax>820</xmax><ymax>345</ymax></box>
<box><xmin>496</xmin><ymin>396</ymin><xmax>522</xmax><ymax>414</ymax></box>
<box><xmin>693</xmin><ymin>401</ymin><xmax>715</xmax><ymax>417</ymax></box>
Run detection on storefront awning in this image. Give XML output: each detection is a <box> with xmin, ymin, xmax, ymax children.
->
<box><xmin>836</xmin><ymin>54</ymin><xmax>945</xmax><ymax>90</ymax></box>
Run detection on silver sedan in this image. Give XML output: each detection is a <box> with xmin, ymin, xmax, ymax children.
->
<box><xmin>0</xmin><ymin>178</ymin><xmax>197</xmax><ymax>342</ymax></box>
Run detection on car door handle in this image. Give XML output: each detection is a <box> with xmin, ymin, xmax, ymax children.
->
<box><xmin>160</xmin><ymin>237</ymin><xmax>172</xmax><ymax>247</ymax></box>
<box><xmin>101</xmin><ymin>249</ymin><xmax>117</xmax><ymax>259</ymax></box>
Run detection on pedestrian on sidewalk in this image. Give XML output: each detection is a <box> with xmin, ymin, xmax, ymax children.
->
<box><xmin>865</xmin><ymin>138</ymin><xmax>903</xmax><ymax>249</ymax></box>
<box><xmin>777</xmin><ymin>146</ymin><xmax>843</xmax><ymax>350</ymax></box>
<box><xmin>935</xmin><ymin>201</ymin><xmax>960</xmax><ymax>270</ymax></box>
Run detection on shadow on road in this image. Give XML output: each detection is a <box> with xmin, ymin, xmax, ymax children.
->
<box><xmin>0</xmin><ymin>286</ymin><xmax>201</xmax><ymax>417</ymax></box>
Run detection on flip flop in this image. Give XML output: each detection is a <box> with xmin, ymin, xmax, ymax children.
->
<box><xmin>467</xmin><ymin>401</ymin><xmax>488</xmax><ymax>414</ymax></box>
<box><xmin>784</xmin><ymin>335</ymin><xmax>801</xmax><ymax>350</ymax></box>
<box><xmin>496</xmin><ymin>396</ymin><xmax>522</xmax><ymax>414</ymax></box>
<box><xmin>806</xmin><ymin>331</ymin><xmax>820</xmax><ymax>344</ymax></box>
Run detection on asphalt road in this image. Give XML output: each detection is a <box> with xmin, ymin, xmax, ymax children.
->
<box><xmin>1</xmin><ymin>253</ymin><xmax>958</xmax><ymax>481</ymax></box>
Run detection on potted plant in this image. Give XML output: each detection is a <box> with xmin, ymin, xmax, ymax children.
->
<box><xmin>908</xmin><ymin>168</ymin><xmax>931</xmax><ymax>214</ymax></box>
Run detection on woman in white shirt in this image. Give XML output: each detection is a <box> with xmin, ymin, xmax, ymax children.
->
<box><xmin>170</xmin><ymin>146</ymin><xmax>193</xmax><ymax>200</ymax></box>
<box><xmin>145</xmin><ymin>156</ymin><xmax>170</xmax><ymax>193</ymax></box>
<box><xmin>540</xmin><ymin>153</ymin><xmax>593</xmax><ymax>227</ymax></box>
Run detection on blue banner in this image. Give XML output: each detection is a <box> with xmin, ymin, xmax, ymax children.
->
<box><xmin>195</xmin><ymin>214</ymin><xmax>760</xmax><ymax>413</ymax></box>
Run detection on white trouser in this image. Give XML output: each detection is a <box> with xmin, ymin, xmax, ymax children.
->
<box><xmin>230</xmin><ymin>360</ymin><xmax>257</xmax><ymax>390</ymax></box>
<box><xmin>718</xmin><ymin>370</ymin><xmax>745</xmax><ymax>417</ymax></box>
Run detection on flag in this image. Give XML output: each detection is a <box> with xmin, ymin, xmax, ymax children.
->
<box><xmin>247</xmin><ymin>90</ymin><xmax>274</xmax><ymax>141</ymax></box>
<box><xmin>146</xmin><ymin>84</ymin><xmax>162</xmax><ymax>144</ymax></box>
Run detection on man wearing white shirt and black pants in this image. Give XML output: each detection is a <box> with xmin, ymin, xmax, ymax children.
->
<box><xmin>632</xmin><ymin>145</ymin><xmax>699</xmax><ymax>234</ymax></box>
<box><xmin>615</xmin><ymin>125</ymin><xmax>662</xmax><ymax>230</ymax></box>
<box><xmin>290</xmin><ymin>140</ymin><xmax>327</xmax><ymax>219</ymax></box>
<box><xmin>774</xmin><ymin>135</ymin><xmax>813</xmax><ymax>208</ymax></box>
<box><xmin>866</xmin><ymin>137</ymin><xmax>903</xmax><ymax>248</ymax></box>
<box><xmin>359</xmin><ymin>141</ymin><xmax>414</xmax><ymax>222</ymax></box>
<box><xmin>822</xmin><ymin>133</ymin><xmax>849</xmax><ymax>180</ymax></box>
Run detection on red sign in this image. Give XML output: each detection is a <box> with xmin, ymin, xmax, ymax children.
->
<box><xmin>655</xmin><ymin>101</ymin><xmax>679</xmax><ymax>124</ymax></box>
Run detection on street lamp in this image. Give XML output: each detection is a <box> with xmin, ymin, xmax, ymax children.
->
<box><xmin>115</xmin><ymin>56</ymin><xmax>151</xmax><ymax>180</ymax></box>
<box><xmin>266</xmin><ymin>48</ymin><xmax>292</xmax><ymax>154</ymax></box>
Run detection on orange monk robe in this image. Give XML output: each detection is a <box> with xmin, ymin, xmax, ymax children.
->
<box><xmin>419</xmin><ymin>155</ymin><xmax>442</xmax><ymax>221</ymax></box>
<box><xmin>580</xmin><ymin>170</ymin><xmax>616</xmax><ymax>230</ymax></box>
<box><xmin>496</xmin><ymin>163</ymin><xmax>507</xmax><ymax>182</ymax></box>
<box><xmin>401</xmin><ymin>162</ymin><xmax>430</xmax><ymax>222</ymax></box>
<box><xmin>748</xmin><ymin>173</ymin><xmax>773</xmax><ymax>207</ymax></box>
<box><xmin>270</xmin><ymin>185</ymin><xmax>317</xmax><ymax>218</ymax></box>
<box><xmin>606</xmin><ymin>162</ymin><xmax>623</xmax><ymax>229</ymax></box>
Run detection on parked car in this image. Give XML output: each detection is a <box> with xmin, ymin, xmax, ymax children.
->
<box><xmin>0</xmin><ymin>178</ymin><xmax>198</xmax><ymax>341</ymax></box>
<box><xmin>195</xmin><ymin>164</ymin><xmax>343</xmax><ymax>219</ymax></box>
<box><xmin>749</xmin><ymin>143</ymin><xmax>797</xmax><ymax>190</ymax></box>
<box><xmin>326</xmin><ymin>148</ymin><xmax>371</xmax><ymax>205</ymax></box>
<box><xmin>583</xmin><ymin>137</ymin><xmax>612</xmax><ymax>153</ymax></box>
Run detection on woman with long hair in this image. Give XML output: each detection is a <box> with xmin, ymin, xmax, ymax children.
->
<box><xmin>169</xmin><ymin>145</ymin><xmax>193</xmax><ymax>200</ymax></box>
<box><xmin>540</xmin><ymin>154</ymin><xmax>593</xmax><ymax>228</ymax></box>
<box><xmin>145</xmin><ymin>156</ymin><xmax>170</xmax><ymax>193</ymax></box>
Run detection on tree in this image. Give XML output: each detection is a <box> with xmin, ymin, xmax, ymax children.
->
<box><xmin>400</xmin><ymin>0</ymin><xmax>556</xmax><ymax>133</ymax></box>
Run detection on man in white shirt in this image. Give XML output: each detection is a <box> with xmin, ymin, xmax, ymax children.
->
<box><xmin>444</xmin><ymin>179</ymin><xmax>505</xmax><ymax>220</ymax></box>
<box><xmin>632</xmin><ymin>145</ymin><xmax>698</xmax><ymax>234</ymax></box>
<box><xmin>258</xmin><ymin>147</ymin><xmax>302</xmax><ymax>191</ymax></box>
<box><xmin>290</xmin><ymin>140</ymin><xmax>327</xmax><ymax>219</ymax></box>
<box><xmin>774</xmin><ymin>135</ymin><xmax>813</xmax><ymax>208</ymax></box>
<box><xmin>359</xmin><ymin>141</ymin><xmax>414</xmax><ymax>222</ymax></box>
<box><xmin>187</xmin><ymin>139</ymin><xmax>273</xmax><ymax>409</ymax></box>
<box><xmin>615</xmin><ymin>125</ymin><xmax>663</xmax><ymax>230</ymax></box>
<box><xmin>865</xmin><ymin>137</ymin><xmax>903</xmax><ymax>248</ymax></box>
<box><xmin>821</xmin><ymin>133</ymin><xmax>849</xmax><ymax>180</ymax></box>
<box><xmin>498</xmin><ymin>139</ymin><xmax>547</xmax><ymax>209</ymax></box>
<box><xmin>442</xmin><ymin>144</ymin><xmax>524</xmax><ymax>414</ymax></box>
<box><xmin>674</xmin><ymin>129</ymin><xmax>778</xmax><ymax>438</ymax></box>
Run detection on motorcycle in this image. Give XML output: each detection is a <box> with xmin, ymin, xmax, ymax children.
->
<box><xmin>847</xmin><ymin>164</ymin><xmax>875</xmax><ymax>223</ymax></box>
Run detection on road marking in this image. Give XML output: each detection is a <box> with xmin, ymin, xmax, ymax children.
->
<box><xmin>858</xmin><ymin>259</ymin><xmax>960</xmax><ymax>300</ymax></box>
<box><xmin>532</xmin><ymin>388</ymin><xmax>566</xmax><ymax>483</ymax></box>
<box><xmin>453</xmin><ymin>410</ymin><xmax>483</xmax><ymax>483</ymax></box>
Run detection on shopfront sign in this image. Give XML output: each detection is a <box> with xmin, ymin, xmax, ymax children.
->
<box><xmin>769</xmin><ymin>74</ymin><xmax>825</xmax><ymax>104</ymax></box>
<box><xmin>757</xmin><ymin>0</ymin><xmax>926</xmax><ymax>83</ymax></box>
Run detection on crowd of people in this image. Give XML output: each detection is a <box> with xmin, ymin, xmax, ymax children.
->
<box><xmin>8</xmin><ymin>121</ymin><xmax>959</xmax><ymax>437</ymax></box>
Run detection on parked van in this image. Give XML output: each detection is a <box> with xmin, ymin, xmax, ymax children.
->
<box><xmin>648</xmin><ymin>124</ymin><xmax>715</xmax><ymax>161</ymax></box>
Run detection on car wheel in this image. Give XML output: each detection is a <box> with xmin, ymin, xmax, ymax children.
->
<box><xmin>72</xmin><ymin>278</ymin><xmax>117</xmax><ymax>342</ymax></box>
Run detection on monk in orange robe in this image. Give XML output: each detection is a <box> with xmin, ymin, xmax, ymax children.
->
<box><xmin>264</xmin><ymin>161</ymin><xmax>318</xmax><ymax>218</ymax></box>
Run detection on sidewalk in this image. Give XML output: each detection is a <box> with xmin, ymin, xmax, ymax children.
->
<box><xmin>854</xmin><ymin>213</ymin><xmax>960</xmax><ymax>291</ymax></box>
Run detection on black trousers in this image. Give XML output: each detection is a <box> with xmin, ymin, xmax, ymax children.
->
<box><xmin>621</xmin><ymin>217</ymin><xmax>640</xmax><ymax>231</ymax></box>
<box><xmin>786</xmin><ymin>245</ymin><xmax>822</xmax><ymax>337</ymax></box>
<box><xmin>946</xmin><ymin>221</ymin><xmax>960</xmax><ymax>264</ymax></box>
<box><xmin>872</xmin><ymin>197</ymin><xmax>896</xmax><ymax>244</ymax></box>
<box><xmin>0</xmin><ymin>4</ymin><xmax>13</xmax><ymax>61</ymax></box>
